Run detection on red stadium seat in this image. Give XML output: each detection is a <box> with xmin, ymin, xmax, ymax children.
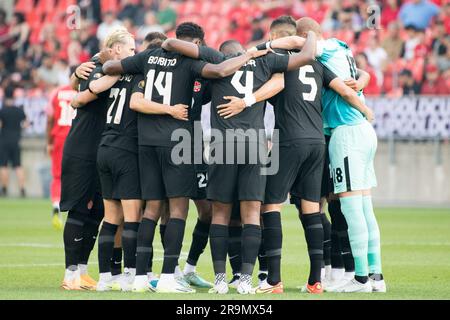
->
<box><xmin>36</xmin><ymin>0</ymin><xmax>55</xmax><ymax>14</ymax></box>
<box><xmin>15</xmin><ymin>0</ymin><xmax>34</xmax><ymax>13</ymax></box>
<box><xmin>101</xmin><ymin>0</ymin><xmax>120</xmax><ymax>13</ymax></box>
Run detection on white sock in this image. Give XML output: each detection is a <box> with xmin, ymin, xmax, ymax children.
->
<box><xmin>52</xmin><ymin>202</ymin><xmax>60</xmax><ymax>210</ymax></box>
<box><xmin>160</xmin><ymin>273</ymin><xmax>175</xmax><ymax>282</ymax></box>
<box><xmin>147</xmin><ymin>272</ymin><xmax>155</xmax><ymax>279</ymax></box>
<box><xmin>78</xmin><ymin>264</ymin><xmax>88</xmax><ymax>275</ymax></box>
<box><xmin>183</xmin><ymin>263</ymin><xmax>196</xmax><ymax>275</ymax></box>
<box><xmin>124</xmin><ymin>268</ymin><xmax>136</xmax><ymax>276</ymax></box>
<box><xmin>174</xmin><ymin>265</ymin><xmax>183</xmax><ymax>278</ymax></box>
<box><xmin>99</xmin><ymin>272</ymin><xmax>112</xmax><ymax>282</ymax></box>
<box><xmin>344</xmin><ymin>271</ymin><xmax>355</xmax><ymax>279</ymax></box>
<box><xmin>331</xmin><ymin>268</ymin><xmax>345</xmax><ymax>281</ymax></box>
<box><xmin>325</xmin><ymin>264</ymin><xmax>332</xmax><ymax>278</ymax></box>
<box><xmin>321</xmin><ymin>267</ymin><xmax>325</xmax><ymax>280</ymax></box>
<box><xmin>64</xmin><ymin>267</ymin><xmax>78</xmax><ymax>280</ymax></box>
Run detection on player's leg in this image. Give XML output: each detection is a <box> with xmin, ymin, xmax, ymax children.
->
<box><xmin>257</xmin><ymin>217</ymin><xmax>268</xmax><ymax>286</ymax></box>
<box><xmin>133</xmin><ymin>200</ymin><xmax>161</xmax><ymax>292</ymax></box>
<box><xmin>228</xmin><ymin>207</ymin><xmax>242</xmax><ymax>288</ymax></box>
<box><xmin>111</xmin><ymin>224</ymin><xmax>123</xmax><ymax>281</ymax></box>
<box><xmin>0</xmin><ymin>142</ymin><xmax>8</xmax><ymax>196</ymax></box>
<box><xmin>50</xmin><ymin>139</ymin><xmax>64</xmax><ymax>229</ymax></box>
<box><xmin>319</xmin><ymin>198</ymin><xmax>332</xmax><ymax>284</ymax></box>
<box><xmin>183</xmin><ymin>199</ymin><xmax>213</xmax><ymax>288</ymax></box>
<box><xmin>12</xmin><ymin>142</ymin><xmax>25</xmax><ymax>197</ymax></box>
<box><xmin>327</xmin><ymin>124</ymin><xmax>373</xmax><ymax>293</ymax></box>
<box><xmin>62</xmin><ymin>210</ymin><xmax>85</xmax><ymax>290</ymax></box>
<box><xmin>96</xmin><ymin>199</ymin><xmax>123</xmax><ymax>291</ymax></box>
<box><xmin>119</xmin><ymin>199</ymin><xmax>142</xmax><ymax>291</ymax></box>
<box><xmin>208</xmin><ymin>201</ymin><xmax>233</xmax><ymax>294</ymax></box>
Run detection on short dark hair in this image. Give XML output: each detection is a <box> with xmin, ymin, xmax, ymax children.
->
<box><xmin>175</xmin><ymin>22</ymin><xmax>205</xmax><ymax>41</ymax></box>
<box><xmin>219</xmin><ymin>39</ymin><xmax>241</xmax><ymax>52</ymax></box>
<box><xmin>270</xmin><ymin>15</ymin><xmax>296</xmax><ymax>31</ymax></box>
<box><xmin>144</xmin><ymin>32</ymin><xmax>167</xmax><ymax>43</ymax></box>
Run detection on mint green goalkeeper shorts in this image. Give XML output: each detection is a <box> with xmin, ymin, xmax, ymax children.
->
<box><xmin>329</xmin><ymin>120</ymin><xmax>377</xmax><ymax>194</ymax></box>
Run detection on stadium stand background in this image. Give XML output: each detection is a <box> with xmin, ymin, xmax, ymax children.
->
<box><xmin>0</xmin><ymin>0</ymin><xmax>449</xmax><ymax>206</ymax></box>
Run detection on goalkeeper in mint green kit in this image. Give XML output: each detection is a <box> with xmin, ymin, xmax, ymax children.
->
<box><xmin>266</xmin><ymin>17</ymin><xmax>386</xmax><ymax>293</ymax></box>
<box><xmin>298</xmin><ymin>17</ymin><xmax>385</xmax><ymax>293</ymax></box>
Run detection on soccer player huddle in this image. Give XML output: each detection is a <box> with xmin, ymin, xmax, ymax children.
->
<box><xmin>53</xmin><ymin>15</ymin><xmax>386</xmax><ymax>295</ymax></box>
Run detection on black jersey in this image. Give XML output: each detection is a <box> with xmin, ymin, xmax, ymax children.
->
<box><xmin>191</xmin><ymin>79</ymin><xmax>211</xmax><ymax>122</ymax></box>
<box><xmin>0</xmin><ymin>105</ymin><xmax>26</xmax><ymax>143</ymax></box>
<box><xmin>273</xmin><ymin>51</ymin><xmax>337</xmax><ymax>145</ymax></box>
<box><xmin>120</xmin><ymin>47</ymin><xmax>207</xmax><ymax>147</ymax></box>
<box><xmin>64</xmin><ymin>63</ymin><xmax>108</xmax><ymax>160</ymax></box>
<box><xmin>100</xmin><ymin>74</ymin><xmax>143</xmax><ymax>154</ymax></box>
<box><xmin>198</xmin><ymin>47</ymin><xmax>289</xmax><ymax>143</ymax></box>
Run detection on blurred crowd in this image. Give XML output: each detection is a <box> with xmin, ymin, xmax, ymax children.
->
<box><xmin>0</xmin><ymin>0</ymin><xmax>449</xmax><ymax>98</ymax></box>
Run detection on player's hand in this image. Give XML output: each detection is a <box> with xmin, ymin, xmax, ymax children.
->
<box><xmin>46</xmin><ymin>144</ymin><xmax>53</xmax><ymax>156</ymax></box>
<box><xmin>75</xmin><ymin>62</ymin><xmax>95</xmax><ymax>80</ymax></box>
<box><xmin>98</xmin><ymin>48</ymin><xmax>114</xmax><ymax>65</ymax></box>
<box><xmin>344</xmin><ymin>78</ymin><xmax>359</xmax><ymax>92</ymax></box>
<box><xmin>363</xmin><ymin>106</ymin><xmax>375</xmax><ymax>123</ymax></box>
<box><xmin>217</xmin><ymin>96</ymin><xmax>246</xmax><ymax>119</ymax></box>
<box><xmin>169</xmin><ymin>104</ymin><xmax>189</xmax><ymax>121</ymax></box>
<box><xmin>249</xmin><ymin>49</ymin><xmax>269</xmax><ymax>59</ymax></box>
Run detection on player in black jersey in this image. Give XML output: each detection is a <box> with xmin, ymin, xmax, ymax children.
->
<box><xmin>218</xmin><ymin>16</ymin><xmax>373</xmax><ymax>294</ymax></box>
<box><xmin>59</xmin><ymin>54</ymin><xmax>118</xmax><ymax>290</ymax></box>
<box><xmin>162</xmin><ymin>30</ymin><xmax>319</xmax><ymax>294</ymax></box>
<box><xmin>102</xmin><ymin>22</ymin><xmax>267</xmax><ymax>293</ymax></box>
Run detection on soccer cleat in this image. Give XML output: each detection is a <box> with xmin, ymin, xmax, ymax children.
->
<box><xmin>333</xmin><ymin>278</ymin><xmax>373</xmax><ymax>293</ymax></box>
<box><xmin>175</xmin><ymin>275</ymin><xmax>191</xmax><ymax>288</ymax></box>
<box><xmin>52</xmin><ymin>211</ymin><xmax>63</xmax><ymax>231</ymax></box>
<box><xmin>237</xmin><ymin>282</ymin><xmax>255</xmax><ymax>295</ymax></box>
<box><xmin>184</xmin><ymin>272</ymin><xmax>213</xmax><ymax>288</ymax></box>
<box><xmin>257</xmin><ymin>271</ymin><xmax>268</xmax><ymax>287</ymax></box>
<box><xmin>208</xmin><ymin>281</ymin><xmax>229</xmax><ymax>294</ymax></box>
<box><xmin>96</xmin><ymin>273</ymin><xmax>121</xmax><ymax>292</ymax></box>
<box><xmin>369</xmin><ymin>275</ymin><xmax>387</xmax><ymax>293</ymax></box>
<box><xmin>132</xmin><ymin>275</ymin><xmax>152</xmax><ymax>293</ymax></box>
<box><xmin>147</xmin><ymin>272</ymin><xmax>159</xmax><ymax>291</ymax></box>
<box><xmin>61</xmin><ymin>268</ymin><xmax>82</xmax><ymax>290</ymax></box>
<box><xmin>229</xmin><ymin>274</ymin><xmax>240</xmax><ymax>289</ymax></box>
<box><xmin>156</xmin><ymin>277</ymin><xmax>196</xmax><ymax>294</ymax></box>
<box><xmin>119</xmin><ymin>268</ymin><xmax>135</xmax><ymax>291</ymax></box>
<box><xmin>300</xmin><ymin>282</ymin><xmax>324</xmax><ymax>294</ymax></box>
<box><xmin>255</xmin><ymin>281</ymin><xmax>284</xmax><ymax>294</ymax></box>
<box><xmin>80</xmin><ymin>274</ymin><xmax>97</xmax><ymax>290</ymax></box>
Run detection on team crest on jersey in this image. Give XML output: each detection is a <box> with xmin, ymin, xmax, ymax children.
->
<box><xmin>138</xmin><ymin>80</ymin><xmax>145</xmax><ymax>89</ymax></box>
<box><xmin>93</xmin><ymin>73</ymin><xmax>103</xmax><ymax>79</ymax></box>
<box><xmin>193</xmin><ymin>81</ymin><xmax>202</xmax><ymax>93</ymax></box>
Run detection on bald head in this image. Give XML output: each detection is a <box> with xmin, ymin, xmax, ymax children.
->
<box><xmin>219</xmin><ymin>39</ymin><xmax>245</xmax><ymax>55</ymax></box>
<box><xmin>296</xmin><ymin>17</ymin><xmax>322</xmax><ymax>38</ymax></box>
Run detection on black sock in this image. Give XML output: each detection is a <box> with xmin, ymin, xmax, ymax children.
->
<box><xmin>186</xmin><ymin>219</ymin><xmax>210</xmax><ymax>266</ymax></box>
<box><xmin>258</xmin><ymin>239</ymin><xmax>268</xmax><ymax>272</ymax></box>
<box><xmin>161</xmin><ymin>218</ymin><xmax>186</xmax><ymax>274</ymax></box>
<box><xmin>78</xmin><ymin>217</ymin><xmax>100</xmax><ymax>265</ymax></box>
<box><xmin>355</xmin><ymin>275</ymin><xmax>369</xmax><ymax>284</ymax></box>
<box><xmin>328</xmin><ymin>201</ymin><xmax>344</xmax><ymax>269</ymax></box>
<box><xmin>228</xmin><ymin>225</ymin><xmax>242</xmax><ymax>275</ymax></box>
<box><xmin>98</xmin><ymin>222</ymin><xmax>118</xmax><ymax>273</ymax></box>
<box><xmin>321</xmin><ymin>213</ymin><xmax>332</xmax><ymax>267</ymax></box>
<box><xmin>241</xmin><ymin>224</ymin><xmax>261</xmax><ymax>277</ymax></box>
<box><xmin>159</xmin><ymin>224</ymin><xmax>166</xmax><ymax>248</ymax></box>
<box><xmin>300</xmin><ymin>213</ymin><xmax>324</xmax><ymax>285</ymax></box>
<box><xmin>122</xmin><ymin>222</ymin><xmax>140</xmax><ymax>269</ymax></box>
<box><xmin>329</xmin><ymin>200</ymin><xmax>355</xmax><ymax>272</ymax></box>
<box><xmin>136</xmin><ymin>218</ymin><xmax>157</xmax><ymax>276</ymax></box>
<box><xmin>111</xmin><ymin>247</ymin><xmax>122</xmax><ymax>276</ymax></box>
<box><xmin>63</xmin><ymin>211</ymin><xmax>85</xmax><ymax>269</ymax></box>
<box><xmin>209</xmin><ymin>224</ymin><xmax>228</xmax><ymax>274</ymax></box>
<box><xmin>262</xmin><ymin>212</ymin><xmax>282</xmax><ymax>285</ymax></box>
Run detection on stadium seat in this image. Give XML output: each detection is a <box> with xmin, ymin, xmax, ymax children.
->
<box><xmin>101</xmin><ymin>0</ymin><xmax>120</xmax><ymax>13</ymax></box>
<box><xmin>15</xmin><ymin>0</ymin><xmax>34</xmax><ymax>13</ymax></box>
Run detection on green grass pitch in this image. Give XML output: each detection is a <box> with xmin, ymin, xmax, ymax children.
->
<box><xmin>0</xmin><ymin>199</ymin><xmax>449</xmax><ymax>300</ymax></box>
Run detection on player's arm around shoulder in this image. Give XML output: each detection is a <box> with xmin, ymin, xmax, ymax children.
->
<box><xmin>286</xmin><ymin>31</ymin><xmax>317</xmax><ymax>71</ymax></box>
<box><xmin>161</xmin><ymin>38</ymin><xmax>201</xmax><ymax>59</ymax></box>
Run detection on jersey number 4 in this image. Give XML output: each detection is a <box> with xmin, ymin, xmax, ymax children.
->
<box><xmin>107</xmin><ymin>88</ymin><xmax>126</xmax><ymax>124</ymax></box>
<box><xmin>145</xmin><ymin>70</ymin><xmax>173</xmax><ymax>105</ymax></box>
<box><xmin>231</xmin><ymin>71</ymin><xmax>254</xmax><ymax>100</ymax></box>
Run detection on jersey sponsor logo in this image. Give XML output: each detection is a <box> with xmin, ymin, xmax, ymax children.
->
<box><xmin>193</xmin><ymin>81</ymin><xmax>202</xmax><ymax>93</ymax></box>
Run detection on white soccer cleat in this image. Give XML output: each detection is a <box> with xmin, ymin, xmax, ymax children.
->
<box><xmin>237</xmin><ymin>281</ymin><xmax>256</xmax><ymax>295</ymax></box>
<box><xmin>370</xmin><ymin>278</ymin><xmax>387</xmax><ymax>293</ymax></box>
<box><xmin>208</xmin><ymin>281</ymin><xmax>229</xmax><ymax>294</ymax></box>
<box><xmin>119</xmin><ymin>268</ymin><xmax>135</xmax><ymax>292</ymax></box>
<box><xmin>156</xmin><ymin>277</ymin><xmax>196</xmax><ymax>294</ymax></box>
<box><xmin>333</xmin><ymin>278</ymin><xmax>372</xmax><ymax>293</ymax></box>
<box><xmin>132</xmin><ymin>275</ymin><xmax>151</xmax><ymax>293</ymax></box>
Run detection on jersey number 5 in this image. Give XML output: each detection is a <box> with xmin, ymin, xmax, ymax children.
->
<box><xmin>145</xmin><ymin>70</ymin><xmax>173</xmax><ymax>105</ymax></box>
<box><xmin>107</xmin><ymin>88</ymin><xmax>126</xmax><ymax>124</ymax></box>
<box><xmin>298</xmin><ymin>65</ymin><xmax>318</xmax><ymax>102</ymax></box>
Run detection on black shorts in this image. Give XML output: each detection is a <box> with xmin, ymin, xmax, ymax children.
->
<box><xmin>97</xmin><ymin>145</ymin><xmax>141</xmax><ymax>200</ymax></box>
<box><xmin>139</xmin><ymin>145</ymin><xmax>196</xmax><ymax>200</ymax></box>
<box><xmin>264</xmin><ymin>143</ymin><xmax>325</xmax><ymax>204</ymax></box>
<box><xmin>0</xmin><ymin>140</ymin><xmax>21</xmax><ymax>167</ymax></box>
<box><xmin>320</xmin><ymin>135</ymin><xmax>333</xmax><ymax>198</ymax></box>
<box><xmin>60</xmin><ymin>153</ymin><xmax>104</xmax><ymax>215</ymax></box>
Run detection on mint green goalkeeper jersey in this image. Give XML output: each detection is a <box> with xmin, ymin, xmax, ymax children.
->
<box><xmin>317</xmin><ymin>38</ymin><xmax>365</xmax><ymax>131</ymax></box>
